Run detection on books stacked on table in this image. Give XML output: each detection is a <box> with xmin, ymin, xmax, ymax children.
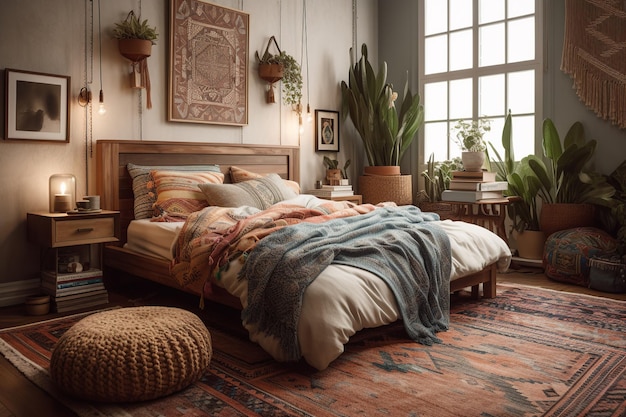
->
<box><xmin>307</xmin><ymin>184</ymin><xmax>354</xmax><ymax>198</ymax></box>
<box><xmin>441</xmin><ymin>171</ymin><xmax>508</xmax><ymax>203</ymax></box>
<box><xmin>41</xmin><ymin>269</ymin><xmax>109</xmax><ymax>313</ymax></box>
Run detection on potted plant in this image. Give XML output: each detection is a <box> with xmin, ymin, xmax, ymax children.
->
<box><xmin>529</xmin><ymin>118</ymin><xmax>616</xmax><ymax>237</ymax></box>
<box><xmin>113</xmin><ymin>10</ymin><xmax>157</xmax><ymax>109</ymax></box>
<box><xmin>323</xmin><ymin>156</ymin><xmax>351</xmax><ymax>185</ymax></box>
<box><xmin>340</xmin><ymin>43</ymin><xmax>424</xmax><ymax>204</ymax></box>
<box><xmin>487</xmin><ymin>111</ymin><xmax>545</xmax><ymax>259</ymax></box>
<box><xmin>255</xmin><ymin>36</ymin><xmax>302</xmax><ymax>105</ymax></box>
<box><xmin>453</xmin><ymin>118</ymin><xmax>490</xmax><ymax>172</ymax></box>
<box><xmin>417</xmin><ymin>154</ymin><xmax>463</xmax><ymax>219</ymax></box>
<box><xmin>113</xmin><ymin>10</ymin><xmax>158</xmax><ymax>61</ymax></box>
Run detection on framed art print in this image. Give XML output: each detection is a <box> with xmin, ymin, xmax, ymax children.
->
<box><xmin>315</xmin><ymin>110</ymin><xmax>339</xmax><ymax>152</ymax></box>
<box><xmin>4</xmin><ymin>69</ymin><xmax>70</xmax><ymax>142</ymax></box>
<box><xmin>169</xmin><ymin>0</ymin><xmax>249</xmax><ymax>126</ymax></box>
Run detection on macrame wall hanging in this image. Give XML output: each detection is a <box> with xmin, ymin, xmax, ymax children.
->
<box><xmin>561</xmin><ymin>0</ymin><xmax>626</xmax><ymax>129</ymax></box>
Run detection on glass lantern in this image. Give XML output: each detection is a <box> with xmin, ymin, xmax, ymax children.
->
<box><xmin>49</xmin><ymin>174</ymin><xmax>76</xmax><ymax>213</ymax></box>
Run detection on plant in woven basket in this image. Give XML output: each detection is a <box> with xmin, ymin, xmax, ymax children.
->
<box><xmin>113</xmin><ymin>10</ymin><xmax>158</xmax><ymax>44</ymax></box>
<box><xmin>323</xmin><ymin>156</ymin><xmax>351</xmax><ymax>180</ymax></box>
<box><xmin>255</xmin><ymin>36</ymin><xmax>302</xmax><ymax>106</ymax></box>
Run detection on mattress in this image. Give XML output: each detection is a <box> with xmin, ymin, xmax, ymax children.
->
<box><xmin>125</xmin><ymin>219</ymin><xmax>183</xmax><ymax>260</ymax></box>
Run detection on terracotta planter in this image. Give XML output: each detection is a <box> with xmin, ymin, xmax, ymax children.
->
<box><xmin>461</xmin><ymin>151</ymin><xmax>485</xmax><ymax>172</ymax></box>
<box><xmin>540</xmin><ymin>203</ymin><xmax>595</xmax><ymax>238</ymax></box>
<box><xmin>363</xmin><ymin>165</ymin><xmax>401</xmax><ymax>176</ymax></box>
<box><xmin>118</xmin><ymin>39</ymin><xmax>152</xmax><ymax>62</ymax></box>
<box><xmin>515</xmin><ymin>229</ymin><xmax>546</xmax><ymax>260</ymax></box>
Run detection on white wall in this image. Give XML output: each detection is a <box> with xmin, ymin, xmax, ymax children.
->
<box><xmin>0</xmin><ymin>0</ymin><xmax>377</xmax><ymax>290</ymax></box>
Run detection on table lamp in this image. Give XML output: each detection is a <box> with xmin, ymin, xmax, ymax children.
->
<box><xmin>49</xmin><ymin>174</ymin><xmax>76</xmax><ymax>213</ymax></box>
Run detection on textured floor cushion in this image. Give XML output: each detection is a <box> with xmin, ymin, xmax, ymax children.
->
<box><xmin>49</xmin><ymin>306</ymin><xmax>212</xmax><ymax>402</ymax></box>
<box><xmin>543</xmin><ymin>227</ymin><xmax>618</xmax><ymax>287</ymax></box>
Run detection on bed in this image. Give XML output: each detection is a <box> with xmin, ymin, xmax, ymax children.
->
<box><xmin>96</xmin><ymin>139</ymin><xmax>512</xmax><ymax>370</ymax></box>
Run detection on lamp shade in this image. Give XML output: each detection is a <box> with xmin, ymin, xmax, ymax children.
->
<box><xmin>49</xmin><ymin>174</ymin><xmax>76</xmax><ymax>213</ymax></box>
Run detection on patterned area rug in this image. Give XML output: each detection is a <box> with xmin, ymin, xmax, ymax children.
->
<box><xmin>1</xmin><ymin>284</ymin><xmax>625</xmax><ymax>417</ymax></box>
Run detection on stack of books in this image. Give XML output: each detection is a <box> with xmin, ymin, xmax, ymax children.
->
<box><xmin>41</xmin><ymin>268</ymin><xmax>109</xmax><ymax>313</ymax></box>
<box><xmin>441</xmin><ymin>171</ymin><xmax>508</xmax><ymax>203</ymax></box>
<box><xmin>307</xmin><ymin>184</ymin><xmax>355</xmax><ymax>198</ymax></box>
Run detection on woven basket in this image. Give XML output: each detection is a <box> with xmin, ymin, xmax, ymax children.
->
<box><xmin>540</xmin><ymin>203</ymin><xmax>595</xmax><ymax>237</ymax></box>
<box><xmin>417</xmin><ymin>201</ymin><xmax>456</xmax><ymax>220</ymax></box>
<box><xmin>50</xmin><ymin>306</ymin><xmax>212</xmax><ymax>402</ymax></box>
<box><xmin>359</xmin><ymin>174</ymin><xmax>412</xmax><ymax>205</ymax></box>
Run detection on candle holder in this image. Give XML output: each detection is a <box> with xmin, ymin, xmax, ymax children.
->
<box><xmin>49</xmin><ymin>174</ymin><xmax>76</xmax><ymax>213</ymax></box>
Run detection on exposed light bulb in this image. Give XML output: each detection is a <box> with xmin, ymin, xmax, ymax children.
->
<box><xmin>299</xmin><ymin>114</ymin><xmax>304</xmax><ymax>134</ymax></box>
<box><xmin>98</xmin><ymin>89</ymin><xmax>106</xmax><ymax>115</ymax></box>
<box><xmin>306</xmin><ymin>104</ymin><xmax>313</xmax><ymax>123</ymax></box>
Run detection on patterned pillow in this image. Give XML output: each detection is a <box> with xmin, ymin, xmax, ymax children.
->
<box><xmin>152</xmin><ymin>170</ymin><xmax>225</xmax><ymax>219</ymax></box>
<box><xmin>230</xmin><ymin>166</ymin><xmax>300</xmax><ymax>195</ymax></box>
<box><xmin>127</xmin><ymin>163</ymin><xmax>221</xmax><ymax>219</ymax></box>
<box><xmin>198</xmin><ymin>173</ymin><xmax>298</xmax><ymax>209</ymax></box>
<box><xmin>543</xmin><ymin>227</ymin><xmax>618</xmax><ymax>287</ymax></box>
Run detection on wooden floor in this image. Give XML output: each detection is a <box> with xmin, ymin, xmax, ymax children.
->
<box><xmin>0</xmin><ymin>267</ymin><xmax>624</xmax><ymax>417</ymax></box>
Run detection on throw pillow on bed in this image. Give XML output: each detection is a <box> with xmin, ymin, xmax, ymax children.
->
<box><xmin>151</xmin><ymin>170</ymin><xmax>225</xmax><ymax>219</ymax></box>
<box><xmin>230</xmin><ymin>165</ymin><xmax>301</xmax><ymax>194</ymax></box>
<box><xmin>127</xmin><ymin>163</ymin><xmax>222</xmax><ymax>220</ymax></box>
<box><xmin>198</xmin><ymin>173</ymin><xmax>298</xmax><ymax>209</ymax></box>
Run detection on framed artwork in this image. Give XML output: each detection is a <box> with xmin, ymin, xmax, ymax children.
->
<box><xmin>169</xmin><ymin>0</ymin><xmax>249</xmax><ymax>126</ymax></box>
<box><xmin>4</xmin><ymin>69</ymin><xmax>70</xmax><ymax>142</ymax></box>
<box><xmin>315</xmin><ymin>110</ymin><xmax>340</xmax><ymax>152</ymax></box>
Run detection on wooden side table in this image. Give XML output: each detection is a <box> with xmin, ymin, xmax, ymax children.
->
<box><xmin>444</xmin><ymin>198</ymin><xmax>511</xmax><ymax>241</ymax></box>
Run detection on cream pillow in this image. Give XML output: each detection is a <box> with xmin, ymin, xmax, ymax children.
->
<box><xmin>198</xmin><ymin>173</ymin><xmax>298</xmax><ymax>209</ymax></box>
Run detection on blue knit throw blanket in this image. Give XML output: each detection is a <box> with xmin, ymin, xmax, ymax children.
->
<box><xmin>239</xmin><ymin>206</ymin><xmax>452</xmax><ymax>361</ymax></box>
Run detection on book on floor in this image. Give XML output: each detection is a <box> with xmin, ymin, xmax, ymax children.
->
<box><xmin>449</xmin><ymin>180</ymin><xmax>509</xmax><ymax>191</ymax></box>
<box><xmin>441</xmin><ymin>189</ymin><xmax>505</xmax><ymax>202</ymax></box>
<box><xmin>41</xmin><ymin>268</ymin><xmax>103</xmax><ymax>283</ymax></box>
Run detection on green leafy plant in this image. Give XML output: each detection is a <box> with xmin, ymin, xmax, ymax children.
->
<box><xmin>323</xmin><ymin>156</ymin><xmax>351</xmax><ymax>179</ymax></box>
<box><xmin>341</xmin><ymin>43</ymin><xmax>424</xmax><ymax>167</ymax></box>
<box><xmin>113</xmin><ymin>11</ymin><xmax>158</xmax><ymax>44</ymax></box>
<box><xmin>453</xmin><ymin>118</ymin><xmax>491</xmax><ymax>152</ymax></box>
<box><xmin>530</xmin><ymin>119</ymin><xmax>615</xmax><ymax>206</ymax></box>
<box><xmin>421</xmin><ymin>154</ymin><xmax>463</xmax><ymax>202</ymax></box>
<box><xmin>255</xmin><ymin>36</ymin><xmax>302</xmax><ymax>107</ymax></box>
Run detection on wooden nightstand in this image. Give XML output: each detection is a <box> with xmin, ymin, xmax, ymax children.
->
<box><xmin>27</xmin><ymin>210</ymin><xmax>120</xmax><ymax>312</ymax></box>
<box><xmin>330</xmin><ymin>195</ymin><xmax>363</xmax><ymax>205</ymax></box>
<box><xmin>27</xmin><ymin>210</ymin><xmax>120</xmax><ymax>274</ymax></box>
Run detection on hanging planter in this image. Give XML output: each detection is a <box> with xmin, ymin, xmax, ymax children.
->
<box><xmin>255</xmin><ymin>36</ymin><xmax>302</xmax><ymax>105</ymax></box>
<box><xmin>113</xmin><ymin>11</ymin><xmax>158</xmax><ymax>109</ymax></box>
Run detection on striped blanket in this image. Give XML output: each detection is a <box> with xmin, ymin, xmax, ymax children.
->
<box><xmin>240</xmin><ymin>205</ymin><xmax>451</xmax><ymax>360</ymax></box>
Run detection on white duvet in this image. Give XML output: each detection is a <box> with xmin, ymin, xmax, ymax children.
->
<box><xmin>126</xmin><ymin>195</ymin><xmax>512</xmax><ymax>370</ymax></box>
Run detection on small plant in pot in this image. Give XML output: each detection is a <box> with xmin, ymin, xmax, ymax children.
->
<box><xmin>453</xmin><ymin>118</ymin><xmax>490</xmax><ymax>172</ymax></box>
<box><xmin>113</xmin><ymin>10</ymin><xmax>158</xmax><ymax>60</ymax></box>
<box><xmin>255</xmin><ymin>36</ymin><xmax>302</xmax><ymax>106</ymax></box>
<box><xmin>323</xmin><ymin>156</ymin><xmax>351</xmax><ymax>185</ymax></box>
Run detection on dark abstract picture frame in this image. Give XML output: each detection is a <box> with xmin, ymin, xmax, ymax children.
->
<box><xmin>315</xmin><ymin>110</ymin><xmax>339</xmax><ymax>152</ymax></box>
<box><xmin>4</xmin><ymin>69</ymin><xmax>70</xmax><ymax>142</ymax></box>
<box><xmin>169</xmin><ymin>0</ymin><xmax>249</xmax><ymax>126</ymax></box>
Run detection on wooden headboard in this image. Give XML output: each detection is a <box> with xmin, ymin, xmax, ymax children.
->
<box><xmin>96</xmin><ymin>140</ymin><xmax>300</xmax><ymax>244</ymax></box>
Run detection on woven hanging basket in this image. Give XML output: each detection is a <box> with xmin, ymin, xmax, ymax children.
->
<box><xmin>359</xmin><ymin>174</ymin><xmax>412</xmax><ymax>205</ymax></box>
<box><xmin>118</xmin><ymin>39</ymin><xmax>152</xmax><ymax>62</ymax></box>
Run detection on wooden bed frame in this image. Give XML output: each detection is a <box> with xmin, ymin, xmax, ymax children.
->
<box><xmin>96</xmin><ymin>139</ymin><xmax>496</xmax><ymax>307</ymax></box>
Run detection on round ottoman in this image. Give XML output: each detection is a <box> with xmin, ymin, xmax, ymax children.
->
<box><xmin>49</xmin><ymin>306</ymin><xmax>212</xmax><ymax>402</ymax></box>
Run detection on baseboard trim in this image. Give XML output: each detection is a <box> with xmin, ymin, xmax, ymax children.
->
<box><xmin>0</xmin><ymin>279</ymin><xmax>41</xmax><ymax>307</ymax></box>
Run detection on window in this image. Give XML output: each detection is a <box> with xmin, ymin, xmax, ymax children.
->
<box><xmin>418</xmin><ymin>0</ymin><xmax>542</xmax><ymax>166</ymax></box>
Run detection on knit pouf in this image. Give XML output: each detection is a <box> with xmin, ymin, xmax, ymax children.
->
<box><xmin>49</xmin><ymin>306</ymin><xmax>212</xmax><ymax>402</ymax></box>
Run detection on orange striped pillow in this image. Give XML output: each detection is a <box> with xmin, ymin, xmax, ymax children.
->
<box><xmin>152</xmin><ymin>170</ymin><xmax>224</xmax><ymax>219</ymax></box>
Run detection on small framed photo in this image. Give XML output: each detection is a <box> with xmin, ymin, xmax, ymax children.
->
<box><xmin>4</xmin><ymin>69</ymin><xmax>70</xmax><ymax>142</ymax></box>
<box><xmin>315</xmin><ymin>109</ymin><xmax>340</xmax><ymax>152</ymax></box>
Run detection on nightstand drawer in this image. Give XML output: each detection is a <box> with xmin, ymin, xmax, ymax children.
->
<box><xmin>55</xmin><ymin>217</ymin><xmax>116</xmax><ymax>244</ymax></box>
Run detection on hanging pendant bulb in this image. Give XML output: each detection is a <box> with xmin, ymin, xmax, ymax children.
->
<box><xmin>98</xmin><ymin>89</ymin><xmax>106</xmax><ymax>115</ymax></box>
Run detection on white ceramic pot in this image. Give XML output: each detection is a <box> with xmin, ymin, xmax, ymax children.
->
<box><xmin>461</xmin><ymin>151</ymin><xmax>485</xmax><ymax>172</ymax></box>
